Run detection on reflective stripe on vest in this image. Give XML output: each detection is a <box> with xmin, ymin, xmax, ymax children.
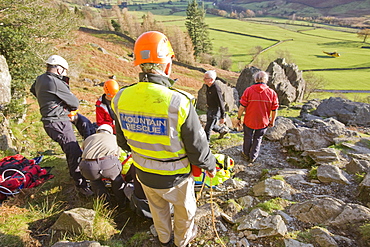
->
<box><xmin>112</xmin><ymin>82</ymin><xmax>191</xmax><ymax>175</ymax></box>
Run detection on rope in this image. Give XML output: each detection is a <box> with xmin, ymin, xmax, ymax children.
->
<box><xmin>209</xmin><ymin>177</ymin><xmax>227</xmax><ymax>247</ymax></box>
<box><xmin>196</xmin><ymin>175</ymin><xmax>227</xmax><ymax>247</ymax></box>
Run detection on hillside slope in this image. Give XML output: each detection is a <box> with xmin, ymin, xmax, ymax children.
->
<box><xmin>52</xmin><ymin>29</ymin><xmax>239</xmax><ymax>122</ymax></box>
<box><xmin>220</xmin><ymin>0</ymin><xmax>370</xmax><ymax>17</ymax></box>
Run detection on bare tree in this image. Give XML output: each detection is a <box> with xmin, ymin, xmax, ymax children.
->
<box><xmin>357</xmin><ymin>28</ymin><xmax>370</xmax><ymax>43</ymax></box>
<box><xmin>303</xmin><ymin>71</ymin><xmax>327</xmax><ymax>99</ymax></box>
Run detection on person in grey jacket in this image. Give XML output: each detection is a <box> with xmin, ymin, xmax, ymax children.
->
<box><xmin>30</xmin><ymin>55</ymin><xmax>93</xmax><ymax>196</ymax></box>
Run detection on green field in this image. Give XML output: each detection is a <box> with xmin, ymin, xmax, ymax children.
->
<box><xmin>129</xmin><ymin>7</ymin><xmax>370</xmax><ymax>91</ymax></box>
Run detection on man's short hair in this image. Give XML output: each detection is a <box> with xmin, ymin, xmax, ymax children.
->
<box><xmin>253</xmin><ymin>71</ymin><xmax>269</xmax><ymax>82</ymax></box>
<box><xmin>140</xmin><ymin>63</ymin><xmax>166</xmax><ymax>73</ymax></box>
<box><xmin>205</xmin><ymin>70</ymin><xmax>217</xmax><ymax>80</ymax></box>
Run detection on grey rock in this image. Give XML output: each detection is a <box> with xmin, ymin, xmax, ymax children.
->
<box><xmin>284</xmin><ymin>238</ymin><xmax>314</xmax><ymax>247</ymax></box>
<box><xmin>281</xmin><ymin>118</ymin><xmax>358</xmax><ymax>151</ymax></box>
<box><xmin>237</xmin><ymin>209</ymin><xmax>287</xmax><ymax>237</ymax></box>
<box><xmin>0</xmin><ymin>55</ymin><xmax>11</xmax><ymax>105</ymax></box>
<box><xmin>310</xmin><ymin>227</ymin><xmax>338</xmax><ymax>247</ymax></box>
<box><xmin>302</xmin><ymin>148</ymin><xmax>341</xmax><ymax>165</ymax></box>
<box><xmin>265</xmin><ymin>117</ymin><xmax>296</xmax><ymax>141</ymax></box>
<box><xmin>312</xmin><ymin>97</ymin><xmax>370</xmax><ymax>126</ymax></box>
<box><xmin>329</xmin><ymin>203</ymin><xmax>370</xmax><ymax>228</ymax></box>
<box><xmin>51</xmin><ymin>241</ymin><xmax>107</xmax><ymax>247</ymax></box>
<box><xmin>51</xmin><ymin>208</ymin><xmax>96</xmax><ymax>237</ymax></box>
<box><xmin>235</xmin><ymin>66</ymin><xmax>261</xmax><ymax>98</ymax></box>
<box><xmin>253</xmin><ymin>178</ymin><xmax>296</xmax><ymax>200</ymax></box>
<box><xmin>289</xmin><ymin>197</ymin><xmax>345</xmax><ymax>224</ymax></box>
<box><xmin>345</xmin><ymin>158</ymin><xmax>370</xmax><ymax>174</ymax></box>
<box><xmin>317</xmin><ymin>164</ymin><xmax>350</xmax><ymax>185</ymax></box>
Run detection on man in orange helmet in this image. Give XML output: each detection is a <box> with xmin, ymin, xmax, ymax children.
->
<box><xmin>112</xmin><ymin>31</ymin><xmax>216</xmax><ymax>247</ymax></box>
<box><xmin>96</xmin><ymin>79</ymin><xmax>120</xmax><ymax>134</ymax></box>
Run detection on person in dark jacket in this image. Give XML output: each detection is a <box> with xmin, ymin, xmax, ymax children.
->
<box><xmin>30</xmin><ymin>55</ymin><xmax>93</xmax><ymax>196</ymax></box>
<box><xmin>203</xmin><ymin>70</ymin><xmax>229</xmax><ymax>142</ymax></box>
<box><xmin>112</xmin><ymin>31</ymin><xmax>216</xmax><ymax>247</ymax></box>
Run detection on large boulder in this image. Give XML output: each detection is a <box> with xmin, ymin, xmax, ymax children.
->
<box><xmin>235</xmin><ymin>59</ymin><xmax>305</xmax><ymax>106</ymax></box>
<box><xmin>266</xmin><ymin>58</ymin><xmax>305</xmax><ymax>106</ymax></box>
<box><xmin>0</xmin><ymin>55</ymin><xmax>11</xmax><ymax>105</ymax></box>
<box><xmin>265</xmin><ymin>116</ymin><xmax>296</xmax><ymax>141</ymax></box>
<box><xmin>289</xmin><ymin>197</ymin><xmax>345</xmax><ymax>224</ymax></box>
<box><xmin>281</xmin><ymin>118</ymin><xmax>359</xmax><ymax>151</ymax></box>
<box><xmin>312</xmin><ymin>97</ymin><xmax>370</xmax><ymax>126</ymax></box>
<box><xmin>235</xmin><ymin>66</ymin><xmax>261</xmax><ymax>99</ymax></box>
<box><xmin>196</xmin><ymin>80</ymin><xmax>239</xmax><ymax>112</ymax></box>
<box><xmin>0</xmin><ymin>56</ymin><xmax>14</xmax><ymax>152</ymax></box>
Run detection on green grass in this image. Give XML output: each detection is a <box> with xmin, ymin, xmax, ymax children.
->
<box><xmin>254</xmin><ymin>198</ymin><xmax>291</xmax><ymax>213</ymax></box>
<box><xmin>127</xmin><ymin>10</ymin><xmax>370</xmax><ymax>91</ymax></box>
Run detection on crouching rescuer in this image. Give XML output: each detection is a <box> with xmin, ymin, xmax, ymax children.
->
<box><xmin>78</xmin><ymin>124</ymin><xmax>127</xmax><ymax>208</ymax></box>
<box><xmin>112</xmin><ymin>31</ymin><xmax>217</xmax><ymax>247</ymax></box>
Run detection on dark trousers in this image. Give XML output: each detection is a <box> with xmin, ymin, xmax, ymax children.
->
<box><xmin>43</xmin><ymin>120</ymin><xmax>86</xmax><ymax>187</ymax></box>
<box><xmin>204</xmin><ymin>108</ymin><xmax>222</xmax><ymax>141</ymax></box>
<box><xmin>243</xmin><ymin>125</ymin><xmax>267</xmax><ymax>160</ymax></box>
<box><xmin>79</xmin><ymin>155</ymin><xmax>126</xmax><ymax>207</ymax></box>
<box><xmin>73</xmin><ymin>113</ymin><xmax>98</xmax><ymax>140</ymax></box>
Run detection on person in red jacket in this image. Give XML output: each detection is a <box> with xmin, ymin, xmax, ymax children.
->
<box><xmin>236</xmin><ymin>71</ymin><xmax>279</xmax><ymax>163</ymax></box>
<box><xmin>96</xmin><ymin>79</ymin><xmax>119</xmax><ymax>134</ymax></box>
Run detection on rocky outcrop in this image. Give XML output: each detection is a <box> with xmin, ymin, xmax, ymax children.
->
<box><xmin>235</xmin><ymin>66</ymin><xmax>261</xmax><ymax>99</ymax></box>
<box><xmin>0</xmin><ymin>56</ymin><xmax>14</xmax><ymax>152</ymax></box>
<box><xmin>266</xmin><ymin>58</ymin><xmax>305</xmax><ymax>106</ymax></box>
<box><xmin>196</xmin><ymin>80</ymin><xmax>239</xmax><ymax>112</ymax></box>
<box><xmin>235</xmin><ymin>59</ymin><xmax>305</xmax><ymax>106</ymax></box>
<box><xmin>0</xmin><ymin>55</ymin><xmax>11</xmax><ymax>105</ymax></box>
<box><xmin>312</xmin><ymin>97</ymin><xmax>370</xmax><ymax>127</ymax></box>
<box><xmin>281</xmin><ymin>118</ymin><xmax>359</xmax><ymax>151</ymax></box>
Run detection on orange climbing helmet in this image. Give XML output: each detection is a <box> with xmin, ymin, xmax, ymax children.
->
<box><xmin>104</xmin><ymin>79</ymin><xmax>119</xmax><ymax>98</ymax></box>
<box><xmin>133</xmin><ymin>31</ymin><xmax>175</xmax><ymax>66</ymax></box>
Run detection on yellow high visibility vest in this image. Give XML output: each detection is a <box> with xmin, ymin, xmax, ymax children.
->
<box><xmin>112</xmin><ymin>82</ymin><xmax>192</xmax><ymax>176</ymax></box>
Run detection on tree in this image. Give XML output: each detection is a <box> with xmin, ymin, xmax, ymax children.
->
<box><xmin>185</xmin><ymin>0</ymin><xmax>212</xmax><ymax>57</ymax></box>
<box><xmin>0</xmin><ymin>0</ymin><xmax>80</xmax><ymax>119</ymax></box>
<box><xmin>165</xmin><ymin>26</ymin><xmax>195</xmax><ymax>65</ymax></box>
<box><xmin>303</xmin><ymin>71</ymin><xmax>327</xmax><ymax>99</ymax></box>
<box><xmin>215</xmin><ymin>46</ymin><xmax>232</xmax><ymax>70</ymax></box>
<box><xmin>357</xmin><ymin>28</ymin><xmax>370</xmax><ymax>43</ymax></box>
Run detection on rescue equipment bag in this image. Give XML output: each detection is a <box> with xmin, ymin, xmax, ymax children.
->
<box><xmin>0</xmin><ymin>154</ymin><xmax>53</xmax><ymax>200</ymax></box>
<box><xmin>193</xmin><ymin>153</ymin><xmax>234</xmax><ymax>188</ymax></box>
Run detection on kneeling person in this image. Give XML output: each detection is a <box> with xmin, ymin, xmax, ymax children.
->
<box><xmin>78</xmin><ymin>124</ymin><xmax>126</xmax><ymax>208</ymax></box>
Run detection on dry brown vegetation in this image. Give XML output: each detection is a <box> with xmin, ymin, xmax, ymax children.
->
<box><xmin>53</xmin><ymin>29</ymin><xmax>239</xmax><ymax>121</ymax></box>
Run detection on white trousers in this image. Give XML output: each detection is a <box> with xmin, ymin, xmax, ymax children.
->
<box><xmin>140</xmin><ymin>176</ymin><xmax>197</xmax><ymax>247</ymax></box>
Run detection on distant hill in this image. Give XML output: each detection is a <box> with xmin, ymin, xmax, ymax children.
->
<box><xmin>218</xmin><ymin>0</ymin><xmax>370</xmax><ymax>17</ymax></box>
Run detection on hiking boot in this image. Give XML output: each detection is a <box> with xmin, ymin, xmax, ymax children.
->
<box><xmin>241</xmin><ymin>152</ymin><xmax>250</xmax><ymax>162</ymax></box>
<box><xmin>218</xmin><ymin>126</ymin><xmax>229</xmax><ymax>139</ymax></box>
<box><xmin>76</xmin><ymin>186</ymin><xmax>94</xmax><ymax>197</ymax></box>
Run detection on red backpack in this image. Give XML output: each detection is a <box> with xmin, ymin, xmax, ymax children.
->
<box><xmin>0</xmin><ymin>154</ymin><xmax>54</xmax><ymax>200</ymax></box>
